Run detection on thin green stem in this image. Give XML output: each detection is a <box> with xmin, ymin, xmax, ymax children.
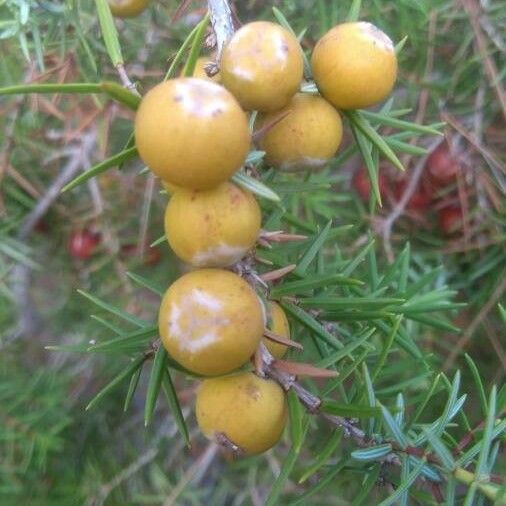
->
<box><xmin>454</xmin><ymin>467</ymin><xmax>499</xmax><ymax>502</ymax></box>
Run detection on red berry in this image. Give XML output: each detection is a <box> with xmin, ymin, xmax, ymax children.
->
<box><xmin>438</xmin><ymin>207</ymin><xmax>462</xmax><ymax>236</ymax></box>
<box><xmin>68</xmin><ymin>229</ymin><xmax>100</xmax><ymax>260</ymax></box>
<box><xmin>353</xmin><ymin>167</ymin><xmax>388</xmax><ymax>201</ymax></box>
<box><xmin>426</xmin><ymin>142</ymin><xmax>458</xmax><ymax>184</ymax></box>
<box><xmin>394</xmin><ymin>180</ymin><xmax>431</xmax><ymax>211</ymax></box>
<box><xmin>145</xmin><ymin>246</ymin><xmax>161</xmax><ymax>266</ymax></box>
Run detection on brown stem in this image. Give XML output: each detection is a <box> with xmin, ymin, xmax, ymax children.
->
<box><xmin>207</xmin><ymin>0</ymin><xmax>235</xmax><ymax>60</ymax></box>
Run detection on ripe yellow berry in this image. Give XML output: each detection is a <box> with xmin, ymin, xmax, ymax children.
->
<box><xmin>108</xmin><ymin>0</ymin><xmax>149</xmax><ymax>17</ymax></box>
<box><xmin>180</xmin><ymin>57</ymin><xmax>220</xmax><ymax>82</ymax></box>
<box><xmin>196</xmin><ymin>372</ymin><xmax>287</xmax><ymax>455</ymax></box>
<box><xmin>255</xmin><ymin>93</ymin><xmax>343</xmax><ymax>171</ymax></box>
<box><xmin>158</xmin><ymin>269</ymin><xmax>264</xmax><ymax>376</ymax></box>
<box><xmin>220</xmin><ymin>21</ymin><xmax>304</xmax><ymax>112</ymax></box>
<box><xmin>263</xmin><ymin>302</ymin><xmax>290</xmax><ymax>359</ymax></box>
<box><xmin>135</xmin><ymin>78</ymin><xmax>250</xmax><ymax>189</ymax></box>
<box><xmin>164</xmin><ymin>183</ymin><xmax>261</xmax><ymax>268</ymax></box>
<box><xmin>311</xmin><ymin>22</ymin><xmax>397</xmax><ymax>110</ymax></box>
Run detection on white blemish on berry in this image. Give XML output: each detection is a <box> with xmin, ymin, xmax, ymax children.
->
<box><xmin>358</xmin><ymin>22</ymin><xmax>394</xmax><ymax>52</ymax></box>
<box><xmin>168</xmin><ymin>289</ymin><xmax>230</xmax><ymax>353</ymax></box>
<box><xmin>172</xmin><ymin>79</ymin><xmax>230</xmax><ymax>118</ymax></box>
<box><xmin>191</xmin><ymin>243</ymin><xmax>248</xmax><ymax>267</ymax></box>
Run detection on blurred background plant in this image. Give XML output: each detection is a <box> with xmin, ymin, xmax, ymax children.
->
<box><xmin>0</xmin><ymin>0</ymin><xmax>504</xmax><ymax>504</ymax></box>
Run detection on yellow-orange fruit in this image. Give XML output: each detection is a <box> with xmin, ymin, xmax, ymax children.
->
<box><xmin>255</xmin><ymin>93</ymin><xmax>343</xmax><ymax>171</ymax></box>
<box><xmin>158</xmin><ymin>269</ymin><xmax>264</xmax><ymax>376</ymax></box>
<box><xmin>135</xmin><ymin>78</ymin><xmax>250</xmax><ymax>189</ymax></box>
<box><xmin>164</xmin><ymin>183</ymin><xmax>261</xmax><ymax>267</ymax></box>
<box><xmin>180</xmin><ymin>57</ymin><xmax>220</xmax><ymax>82</ymax></box>
<box><xmin>311</xmin><ymin>22</ymin><xmax>397</xmax><ymax>110</ymax></box>
<box><xmin>263</xmin><ymin>302</ymin><xmax>290</xmax><ymax>359</ymax></box>
<box><xmin>108</xmin><ymin>0</ymin><xmax>149</xmax><ymax>17</ymax></box>
<box><xmin>196</xmin><ymin>372</ymin><xmax>287</xmax><ymax>455</ymax></box>
<box><xmin>220</xmin><ymin>21</ymin><xmax>304</xmax><ymax>112</ymax></box>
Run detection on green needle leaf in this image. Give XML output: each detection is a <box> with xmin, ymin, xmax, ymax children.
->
<box><xmin>292</xmin><ymin>459</ymin><xmax>349</xmax><ymax>505</ymax></box>
<box><xmin>270</xmin><ymin>273</ymin><xmax>362</xmax><ymax>297</ymax></box>
<box><xmin>126</xmin><ymin>272</ymin><xmax>164</xmax><ymax>296</ymax></box>
<box><xmin>300</xmin><ymin>297</ymin><xmax>405</xmax><ymax>310</ymax></box>
<box><xmin>0</xmin><ymin>83</ymin><xmax>102</xmax><ymax>95</ymax></box>
<box><xmin>346</xmin><ymin>0</ymin><xmax>362</xmax><ymax>21</ymax></box>
<box><xmin>61</xmin><ymin>147</ymin><xmax>138</xmax><ymax>193</ymax></box>
<box><xmin>464</xmin><ymin>354</ymin><xmax>488</xmax><ymax>416</ymax></box>
<box><xmin>351</xmin><ymin>444</ymin><xmax>393</xmax><ymax>461</ymax></box>
<box><xmin>423</xmin><ymin>428</ymin><xmax>455</xmax><ymax>470</ymax></box>
<box><xmin>379</xmin><ymin>458</ymin><xmax>426</xmax><ymax>506</ymax></box>
<box><xmin>144</xmin><ymin>347</ymin><xmax>167</xmax><ymax>426</ymax></box>
<box><xmin>124</xmin><ymin>364</ymin><xmax>143</xmax><ymax>412</ymax></box>
<box><xmin>232</xmin><ymin>171</ymin><xmax>281</xmax><ymax>201</ymax></box>
<box><xmin>182</xmin><ymin>14</ymin><xmax>210</xmax><ymax>77</ymax></box>
<box><xmin>320</xmin><ymin>401</ymin><xmax>382</xmax><ymax>418</ymax></box>
<box><xmin>380</xmin><ymin>403</ymin><xmax>410</xmax><ymax>448</ymax></box>
<box><xmin>298</xmin><ymin>429</ymin><xmax>343</xmax><ymax>483</ymax></box>
<box><xmin>162</xmin><ymin>368</ymin><xmax>190</xmax><ymax>446</ymax></box>
<box><xmin>345</xmin><ymin>110</ymin><xmax>404</xmax><ymax>171</ymax></box>
<box><xmin>361</xmin><ymin>110</ymin><xmax>444</xmax><ymax>136</ymax></box>
<box><xmin>316</xmin><ymin>327</ymin><xmax>375</xmax><ymax>368</ymax></box>
<box><xmin>475</xmin><ymin>386</ymin><xmax>497</xmax><ymax>478</ymax></box>
<box><xmin>100</xmin><ymin>81</ymin><xmax>141</xmax><ymax>109</ymax></box>
<box><xmin>77</xmin><ymin>289</ymin><xmax>150</xmax><ymax>327</ymax></box>
<box><xmin>281</xmin><ymin>301</ymin><xmax>344</xmax><ymax>350</ymax></box>
<box><xmin>295</xmin><ymin>220</ymin><xmax>332</xmax><ymax>275</ymax></box>
<box><xmin>86</xmin><ymin>355</ymin><xmax>145</xmax><ymax>411</ymax></box>
<box><xmin>288</xmin><ymin>391</ymin><xmax>304</xmax><ymax>451</ymax></box>
<box><xmin>350</xmin><ymin>119</ymin><xmax>382</xmax><ymax>206</ymax></box>
<box><xmin>95</xmin><ymin>0</ymin><xmax>123</xmax><ymax>66</ymax></box>
<box><xmin>87</xmin><ymin>326</ymin><xmax>158</xmax><ymax>353</ymax></box>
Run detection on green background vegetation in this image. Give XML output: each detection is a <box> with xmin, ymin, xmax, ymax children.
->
<box><xmin>0</xmin><ymin>0</ymin><xmax>504</xmax><ymax>504</ymax></box>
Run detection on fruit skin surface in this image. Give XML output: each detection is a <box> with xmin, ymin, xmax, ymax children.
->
<box><xmin>135</xmin><ymin>78</ymin><xmax>250</xmax><ymax>190</ymax></box>
<box><xmin>255</xmin><ymin>93</ymin><xmax>343</xmax><ymax>171</ymax></box>
<box><xmin>108</xmin><ymin>0</ymin><xmax>149</xmax><ymax>18</ymax></box>
<box><xmin>158</xmin><ymin>269</ymin><xmax>265</xmax><ymax>376</ymax></box>
<box><xmin>164</xmin><ymin>183</ymin><xmax>261</xmax><ymax>268</ymax></box>
<box><xmin>68</xmin><ymin>229</ymin><xmax>100</xmax><ymax>260</ymax></box>
<box><xmin>311</xmin><ymin>22</ymin><xmax>397</xmax><ymax>110</ymax></box>
<box><xmin>263</xmin><ymin>302</ymin><xmax>290</xmax><ymax>359</ymax></box>
<box><xmin>196</xmin><ymin>372</ymin><xmax>287</xmax><ymax>455</ymax></box>
<box><xmin>220</xmin><ymin>21</ymin><xmax>304</xmax><ymax>112</ymax></box>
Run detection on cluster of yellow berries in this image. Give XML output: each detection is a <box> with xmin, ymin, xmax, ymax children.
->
<box><xmin>127</xmin><ymin>11</ymin><xmax>397</xmax><ymax>454</ymax></box>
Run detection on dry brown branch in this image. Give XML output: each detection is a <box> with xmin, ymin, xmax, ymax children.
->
<box><xmin>460</xmin><ymin>0</ymin><xmax>506</xmax><ymax>122</ymax></box>
<box><xmin>259</xmin><ymin>264</ymin><xmax>297</xmax><ymax>282</ymax></box>
<box><xmin>263</xmin><ymin>329</ymin><xmax>303</xmax><ymax>350</ymax></box>
<box><xmin>207</xmin><ymin>0</ymin><xmax>235</xmax><ymax>60</ymax></box>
